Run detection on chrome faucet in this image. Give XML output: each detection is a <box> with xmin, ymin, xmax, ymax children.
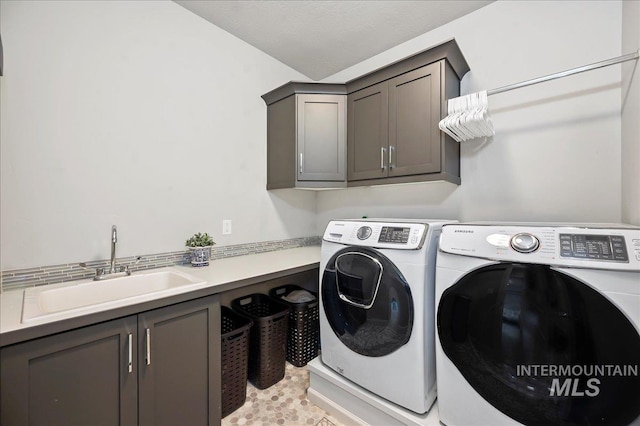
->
<box><xmin>79</xmin><ymin>225</ymin><xmax>142</xmax><ymax>281</ymax></box>
<box><xmin>110</xmin><ymin>225</ymin><xmax>118</xmax><ymax>274</ymax></box>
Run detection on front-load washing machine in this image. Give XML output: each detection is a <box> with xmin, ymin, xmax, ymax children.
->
<box><xmin>320</xmin><ymin>218</ymin><xmax>453</xmax><ymax>414</ymax></box>
<box><xmin>435</xmin><ymin>223</ymin><xmax>640</xmax><ymax>426</ymax></box>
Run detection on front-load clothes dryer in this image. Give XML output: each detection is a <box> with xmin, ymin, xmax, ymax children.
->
<box><xmin>320</xmin><ymin>218</ymin><xmax>454</xmax><ymax>414</ymax></box>
<box><xmin>435</xmin><ymin>223</ymin><xmax>640</xmax><ymax>426</ymax></box>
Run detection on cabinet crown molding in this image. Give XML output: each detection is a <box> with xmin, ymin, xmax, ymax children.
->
<box><xmin>346</xmin><ymin>38</ymin><xmax>469</xmax><ymax>94</ymax></box>
<box><xmin>261</xmin><ymin>82</ymin><xmax>347</xmax><ymax>106</ymax></box>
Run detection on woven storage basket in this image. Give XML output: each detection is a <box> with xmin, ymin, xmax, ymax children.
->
<box><xmin>231</xmin><ymin>294</ymin><xmax>290</xmax><ymax>389</ymax></box>
<box><xmin>221</xmin><ymin>306</ymin><xmax>253</xmax><ymax>418</ymax></box>
<box><xmin>269</xmin><ymin>285</ymin><xmax>320</xmax><ymax>367</ymax></box>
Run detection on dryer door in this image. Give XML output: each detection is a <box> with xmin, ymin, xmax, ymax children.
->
<box><xmin>322</xmin><ymin>247</ymin><xmax>413</xmax><ymax>357</ymax></box>
<box><xmin>438</xmin><ymin>263</ymin><xmax>640</xmax><ymax>426</ymax></box>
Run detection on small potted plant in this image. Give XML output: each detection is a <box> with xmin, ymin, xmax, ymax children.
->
<box><xmin>185</xmin><ymin>232</ymin><xmax>216</xmax><ymax>267</ymax></box>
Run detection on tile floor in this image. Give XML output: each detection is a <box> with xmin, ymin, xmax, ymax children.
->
<box><xmin>222</xmin><ymin>362</ymin><xmax>344</xmax><ymax>426</ymax></box>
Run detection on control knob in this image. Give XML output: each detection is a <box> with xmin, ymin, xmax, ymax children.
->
<box><xmin>511</xmin><ymin>233</ymin><xmax>540</xmax><ymax>253</ymax></box>
<box><xmin>356</xmin><ymin>226</ymin><xmax>372</xmax><ymax>240</ymax></box>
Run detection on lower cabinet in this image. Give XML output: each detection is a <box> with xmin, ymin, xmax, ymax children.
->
<box><xmin>1</xmin><ymin>316</ymin><xmax>138</xmax><ymax>425</ymax></box>
<box><xmin>138</xmin><ymin>297</ymin><xmax>220</xmax><ymax>426</ymax></box>
<box><xmin>0</xmin><ymin>295</ymin><xmax>221</xmax><ymax>426</ymax></box>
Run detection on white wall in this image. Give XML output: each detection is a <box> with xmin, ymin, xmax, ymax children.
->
<box><xmin>0</xmin><ymin>1</ymin><xmax>315</xmax><ymax>270</ymax></box>
<box><xmin>622</xmin><ymin>0</ymin><xmax>640</xmax><ymax>226</ymax></box>
<box><xmin>317</xmin><ymin>1</ymin><xmax>623</xmax><ymax>232</ymax></box>
<box><xmin>1</xmin><ymin>1</ymin><xmax>631</xmax><ymax>271</ymax></box>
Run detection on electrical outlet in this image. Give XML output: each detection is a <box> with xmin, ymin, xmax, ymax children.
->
<box><xmin>222</xmin><ymin>220</ymin><xmax>232</xmax><ymax>235</ymax></box>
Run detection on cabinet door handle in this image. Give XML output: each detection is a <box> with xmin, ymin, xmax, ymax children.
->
<box><xmin>127</xmin><ymin>333</ymin><xmax>133</xmax><ymax>373</ymax></box>
<box><xmin>381</xmin><ymin>147</ymin><xmax>387</xmax><ymax>170</ymax></box>
<box><xmin>389</xmin><ymin>146</ymin><xmax>395</xmax><ymax>169</ymax></box>
<box><xmin>299</xmin><ymin>153</ymin><xmax>304</xmax><ymax>174</ymax></box>
<box><xmin>145</xmin><ymin>328</ymin><xmax>151</xmax><ymax>366</ymax></box>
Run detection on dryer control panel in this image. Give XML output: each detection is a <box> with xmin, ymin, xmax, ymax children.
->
<box><xmin>439</xmin><ymin>223</ymin><xmax>640</xmax><ymax>271</ymax></box>
<box><xmin>323</xmin><ymin>220</ymin><xmax>432</xmax><ymax>250</ymax></box>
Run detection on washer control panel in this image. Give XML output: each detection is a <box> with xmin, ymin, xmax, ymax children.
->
<box><xmin>439</xmin><ymin>224</ymin><xmax>640</xmax><ymax>271</ymax></box>
<box><xmin>323</xmin><ymin>220</ymin><xmax>435</xmax><ymax>250</ymax></box>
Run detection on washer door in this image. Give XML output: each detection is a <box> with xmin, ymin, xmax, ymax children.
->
<box><xmin>438</xmin><ymin>263</ymin><xmax>640</xmax><ymax>426</ymax></box>
<box><xmin>322</xmin><ymin>247</ymin><xmax>413</xmax><ymax>357</ymax></box>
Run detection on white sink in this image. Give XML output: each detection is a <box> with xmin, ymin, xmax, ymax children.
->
<box><xmin>22</xmin><ymin>268</ymin><xmax>207</xmax><ymax>323</ymax></box>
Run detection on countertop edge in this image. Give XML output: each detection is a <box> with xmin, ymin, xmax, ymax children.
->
<box><xmin>0</xmin><ymin>259</ymin><xmax>319</xmax><ymax>348</ymax></box>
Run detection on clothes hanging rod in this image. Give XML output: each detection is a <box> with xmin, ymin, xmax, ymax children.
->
<box><xmin>487</xmin><ymin>49</ymin><xmax>640</xmax><ymax>96</ymax></box>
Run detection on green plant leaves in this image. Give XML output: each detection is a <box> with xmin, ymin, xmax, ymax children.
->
<box><xmin>185</xmin><ymin>232</ymin><xmax>216</xmax><ymax>247</ymax></box>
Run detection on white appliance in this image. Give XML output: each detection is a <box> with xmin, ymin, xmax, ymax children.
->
<box><xmin>435</xmin><ymin>223</ymin><xmax>640</xmax><ymax>426</ymax></box>
<box><xmin>319</xmin><ymin>218</ymin><xmax>452</xmax><ymax>414</ymax></box>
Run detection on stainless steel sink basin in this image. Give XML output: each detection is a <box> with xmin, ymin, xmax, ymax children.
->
<box><xmin>22</xmin><ymin>268</ymin><xmax>207</xmax><ymax>323</ymax></box>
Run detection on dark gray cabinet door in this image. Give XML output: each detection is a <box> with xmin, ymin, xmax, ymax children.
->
<box><xmin>347</xmin><ymin>81</ymin><xmax>389</xmax><ymax>181</ymax></box>
<box><xmin>264</xmin><ymin>83</ymin><xmax>347</xmax><ymax>190</ymax></box>
<box><xmin>388</xmin><ymin>62</ymin><xmax>442</xmax><ymax>177</ymax></box>
<box><xmin>297</xmin><ymin>94</ymin><xmax>346</xmax><ymax>182</ymax></box>
<box><xmin>138</xmin><ymin>296</ymin><xmax>221</xmax><ymax>426</ymax></box>
<box><xmin>0</xmin><ymin>316</ymin><xmax>138</xmax><ymax>426</ymax></box>
<box><xmin>267</xmin><ymin>95</ymin><xmax>296</xmax><ymax>190</ymax></box>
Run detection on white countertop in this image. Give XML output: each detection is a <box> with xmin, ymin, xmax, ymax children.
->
<box><xmin>172</xmin><ymin>245</ymin><xmax>319</xmax><ymax>287</ymax></box>
<box><xmin>0</xmin><ymin>246</ymin><xmax>320</xmax><ymax>340</ymax></box>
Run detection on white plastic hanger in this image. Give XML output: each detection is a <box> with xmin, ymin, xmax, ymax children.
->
<box><xmin>439</xmin><ymin>91</ymin><xmax>495</xmax><ymax>142</ymax></box>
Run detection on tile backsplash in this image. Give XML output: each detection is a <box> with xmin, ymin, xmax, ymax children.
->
<box><xmin>1</xmin><ymin>236</ymin><xmax>321</xmax><ymax>292</ymax></box>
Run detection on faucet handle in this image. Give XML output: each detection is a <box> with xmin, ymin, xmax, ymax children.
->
<box><xmin>123</xmin><ymin>256</ymin><xmax>142</xmax><ymax>275</ymax></box>
<box><xmin>79</xmin><ymin>262</ymin><xmax>102</xmax><ymax>276</ymax></box>
<box><xmin>80</xmin><ymin>262</ymin><xmax>105</xmax><ymax>280</ymax></box>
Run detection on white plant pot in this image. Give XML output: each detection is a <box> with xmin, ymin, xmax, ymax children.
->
<box><xmin>188</xmin><ymin>246</ymin><xmax>212</xmax><ymax>267</ymax></box>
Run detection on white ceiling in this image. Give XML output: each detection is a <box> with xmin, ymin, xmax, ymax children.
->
<box><xmin>174</xmin><ymin>1</ymin><xmax>494</xmax><ymax>81</ymax></box>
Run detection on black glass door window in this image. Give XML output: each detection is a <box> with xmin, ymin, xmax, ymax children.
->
<box><xmin>322</xmin><ymin>247</ymin><xmax>413</xmax><ymax>357</ymax></box>
<box><xmin>438</xmin><ymin>263</ymin><xmax>640</xmax><ymax>426</ymax></box>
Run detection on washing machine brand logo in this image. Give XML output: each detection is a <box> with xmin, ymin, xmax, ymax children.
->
<box><xmin>454</xmin><ymin>230</ymin><xmax>474</xmax><ymax>233</ymax></box>
<box><xmin>517</xmin><ymin>364</ymin><xmax>638</xmax><ymax>397</ymax></box>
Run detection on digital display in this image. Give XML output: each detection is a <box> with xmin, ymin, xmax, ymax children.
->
<box><xmin>586</xmin><ymin>235</ymin><xmax>611</xmax><ymax>256</ymax></box>
<box><xmin>559</xmin><ymin>234</ymin><xmax>628</xmax><ymax>262</ymax></box>
<box><xmin>378</xmin><ymin>227</ymin><xmax>410</xmax><ymax>244</ymax></box>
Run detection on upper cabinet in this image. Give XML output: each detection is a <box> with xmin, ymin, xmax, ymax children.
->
<box><xmin>261</xmin><ymin>39</ymin><xmax>469</xmax><ymax>190</ymax></box>
<box><xmin>262</xmin><ymin>83</ymin><xmax>347</xmax><ymax>190</ymax></box>
<box><xmin>348</xmin><ymin>63</ymin><xmax>443</xmax><ymax>182</ymax></box>
<box><xmin>346</xmin><ymin>40</ymin><xmax>469</xmax><ymax>187</ymax></box>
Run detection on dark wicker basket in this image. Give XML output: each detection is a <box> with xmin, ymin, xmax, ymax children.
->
<box><xmin>269</xmin><ymin>285</ymin><xmax>320</xmax><ymax>367</ymax></box>
<box><xmin>231</xmin><ymin>294</ymin><xmax>290</xmax><ymax>389</ymax></box>
<box><xmin>221</xmin><ymin>306</ymin><xmax>253</xmax><ymax>418</ymax></box>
